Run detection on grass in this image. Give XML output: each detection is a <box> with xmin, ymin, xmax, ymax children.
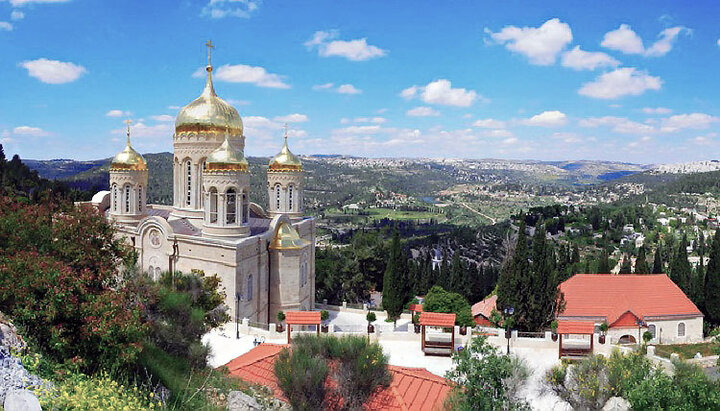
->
<box><xmin>139</xmin><ymin>342</ymin><xmax>261</xmax><ymax>410</ymax></box>
<box><xmin>654</xmin><ymin>342</ymin><xmax>719</xmax><ymax>360</ymax></box>
<box><xmin>325</xmin><ymin>207</ymin><xmax>446</xmax><ymax>222</ymax></box>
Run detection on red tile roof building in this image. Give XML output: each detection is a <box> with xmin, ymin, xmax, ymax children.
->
<box><xmin>223</xmin><ymin>344</ymin><xmax>452</xmax><ymax>410</ymax></box>
<box><xmin>471</xmin><ymin>294</ymin><xmax>497</xmax><ymax>326</ymax></box>
<box><xmin>558</xmin><ymin>274</ymin><xmax>703</xmax><ymax>344</ymax></box>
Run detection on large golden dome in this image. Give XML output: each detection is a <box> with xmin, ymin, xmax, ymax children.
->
<box><xmin>268</xmin><ymin>135</ymin><xmax>302</xmax><ymax>172</ymax></box>
<box><xmin>175</xmin><ymin>65</ymin><xmax>243</xmax><ymax>135</ymax></box>
<box><xmin>206</xmin><ymin>133</ymin><xmax>248</xmax><ymax>172</ymax></box>
<box><xmin>110</xmin><ymin>127</ymin><xmax>147</xmax><ymax>171</ymax></box>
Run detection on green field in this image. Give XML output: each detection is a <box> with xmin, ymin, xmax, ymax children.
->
<box><xmin>655</xmin><ymin>342</ymin><xmax>718</xmax><ymax>359</ymax></box>
<box><xmin>324</xmin><ymin>207</ymin><xmax>447</xmax><ymax>222</ymax></box>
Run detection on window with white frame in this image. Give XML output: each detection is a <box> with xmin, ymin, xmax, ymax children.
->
<box><xmin>185</xmin><ymin>160</ymin><xmax>192</xmax><ymax>206</ymax></box>
<box><xmin>226</xmin><ymin>188</ymin><xmax>236</xmax><ymax>224</ymax></box>
<box><xmin>678</xmin><ymin>322</ymin><xmax>685</xmax><ymax>337</ymax></box>
<box><xmin>275</xmin><ymin>184</ymin><xmax>281</xmax><ymax>210</ymax></box>
<box><xmin>209</xmin><ymin>188</ymin><xmax>218</xmax><ymax>223</ymax></box>
<box><xmin>648</xmin><ymin>324</ymin><xmax>656</xmax><ymax>339</ymax></box>
<box><xmin>124</xmin><ymin>185</ymin><xmax>131</xmax><ymax>213</ymax></box>
<box><xmin>288</xmin><ymin>185</ymin><xmax>294</xmax><ymax>211</ymax></box>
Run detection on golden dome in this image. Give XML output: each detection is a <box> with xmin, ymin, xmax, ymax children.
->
<box><xmin>175</xmin><ymin>65</ymin><xmax>243</xmax><ymax>135</ymax></box>
<box><xmin>206</xmin><ymin>133</ymin><xmax>248</xmax><ymax>172</ymax></box>
<box><xmin>110</xmin><ymin>125</ymin><xmax>147</xmax><ymax>171</ymax></box>
<box><xmin>269</xmin><ymin>222</ymin><xmax>309</xmax><ymax>250</ymax></box>
<box><xmin>268</xmin><ymin>135</ymin><xmax>302</xmax><ymax>172</ymax></box>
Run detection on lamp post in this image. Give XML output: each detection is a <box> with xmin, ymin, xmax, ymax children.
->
<box><xmin>235</xmin><ymin>292</ymin><xmax>242</xmax><ymax>339</ymax></box>
<box><xmin>504</xmin><ymin>307</ymin><xmax>514</xmax><ymax>355</ymax></box>
<box><xmin>636</xmin><ymin>319</ymin><xmax>646</xmax><ymax>346</ymax></box>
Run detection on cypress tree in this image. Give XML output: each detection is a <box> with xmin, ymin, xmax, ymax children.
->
<box><xmin>525</xmin><ymin>226</ymin><xmax>559</xmax><ymax>331</ymax></box>
<box><xmin>634</xmin><ymin>246</ymin><xmax>650</xmax><ymax>274</ymax></box>
<box><xmin>382</xmin><ymin>231</ymin><xmax>406</xmax><ymax>323</ymax></box>
<box><xmin>669</xmin><ymin>234</ymin><xmax>692</xmax><ymax>294</ymax></box>
<box><xmin>496</xmin><ymin>221</ymin><xmax>529</xmax><ymax>317</ymax></box>
<box><xmin>449</xmin><ymin>252</ymin><xmax>466</xmax><ymax>293</ymax></box>
<box><xmin>619</xmin><ymin>255</ymin><xmax>632</xmax><ymax>274</ymax></box>
<box><xmin>705</xmin><ymin>229</ymin><xmax>720</xmax><ymax>323</ymax></box>
<box><xmin>597</xmin><ymin>249</ymin><xmax>610</xmax><ymax>274</ymax></box>
<box><xmin>652</xmin><ymin>247</ymin><xmax>664</xmax><ymax>274</ymax></box>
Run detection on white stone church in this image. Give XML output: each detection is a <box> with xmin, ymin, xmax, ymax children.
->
<box><xmin>92</xmin><ymin>48</ymin><xmax>315</xmax><ymax>324</ymax></box>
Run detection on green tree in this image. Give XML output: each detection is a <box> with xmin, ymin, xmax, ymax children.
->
<box><xmin>524</xmin><ymin>225</ymin><xmax>561</xmax><ymax>331</ymax></box>
<box><xmin>597</xmin><ymin>249</ymin><xmax>611</xmax><ymax>274</ymax></box>
<box><xmin>382</xmin><ymin>231</ymin><xmax>406</xmax><ymax>323</ymax></box>
<box><xmin>652</xmin><ymin>247</ymin><xmax>664</xmax><ymax>274</ymax></box>
<box><xmin>669</xmin><ymin>234</ymin><xmax>692</xmax><ymax>293</ymax></box>
<box><xmin>424</xmin><ymin>285</ymin><xmax>474</xmax><ymax>326</ymax></box>
<box><xmin>445</xmin><ymin>336</ymin><xmax>530</xmax><ymax>410</ymax></box>
<box><xmin>497</xmin><ymin>221</ymin><xmax>529</xmax><ymax>318</ymax></box>
<box><xmin>634</xmin><ymin>246</ymin><xmax>650</xmax><ymax>274</ymax></box>
<box><xmin>705</xmin><ymin>228</ymin><xmax>720</xmax><ymax>323</ymax></box>
<box><xmin>619</xmin><ymin>255</ymin><xmax>632</xmax><ymax>274</ymax></box>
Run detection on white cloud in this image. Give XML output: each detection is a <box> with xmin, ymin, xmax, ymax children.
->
<box><xmin>273</xmin><ymin>113</ymin><xmax>308</xmax><ymax>123</ymax></box>
<box><xmin>717</xmin><ymin>38</ymin><xmax>720</xmax><ymax>47</ymax></box>
<box><xmin>334</xmin><ymin>125</ymin><xmax>382</xmax><ymax>135</ymax></box>
<box><xmin>194</xmin><ymin>64</ymin><xmax>289</xmax><ymax>89</ymax></box>
<box><xmin>168</xmin><ymin>105</ymin><xmax>181</xmax><ymax>110</ymax></box>
<box><xmin>473</xmin><ymin>118</ymin><xmax>506</xmax><ymax>129</ymax></box>
<box><xmin>337</xmin><ymin>84</ymin><xmax>362</xmax><ymax>94</ymax></box>
<box><xmin>243</xmin><ymin>116</ymin><xmax>280</xmax><ymax>129</ymax></box>
<box><xmin>106</xmin><ymin>110</ymin><xmax>131</xmax><ymax>118</ymax></box>
<box><xmin>8</xmin><ymin>0</ymin><xmax>70</xmax><ymax>5</ymax></box>
<box><xmin>305</xmin><ymin>30</ymin><xmax>386</xmax><ymax>61</ymax></box>
<box><xmin>660</xmin><ymin>113</ymin><xmax>718</xmax><ymax>133</ymax></box>
<box><xmin>313</xmin><ymin>82</ymin><xmax>362</xmax><ymax>94</ymax></box>
<box><xmin>150</xmin><ymin>114</ymin><xmax>174</xmax><ymax>122</ymax></box>
<box><xmin>523</xmin><ymin>110</ymin><xmax>568</xmax><ymax>127</ymax></box>
<box><xmin>645</xmin><ymin>26</ymin><xmax>690</xmax><ymax>57</ymax></box>
<box><xmin>226</xmin><ymin>98</ymin><xmax>250</xmax><ymax>106</ymax></box>
<box><xmin>560</xmin><ymin>46</ymin><xmax>620</xmax><ymax>70</ymax></box>
<box><xmin>201</xmin><ymin>0</ymin><xmax>260</xmax><ymax>19</ymax></box>
<box><xmin>601</xmin><ymin>24</ymin><xmax>644</xmax><ymax>54</ymax></box>
<box><xmin>691</xmin><ymin>135</ymin><xmax>713</xmax><ymax>145</ymax></box>
<box><xmin>485</xmin><ymin>129</ymin><xmax>513</xmax><ymax>138</ymax></box>
<box><xmin>19</xmin><ymin>58</ymin><xmax>87</xmax><ymax>84</ymax></box>
<box><xmin>578</xmin><ymin>116</ymin><xmax>655</xmax><ymax>134</ymax></box>
<box><xmin>0</xmin><ymin>21</ymin><xmax>12</xmax><ymax>31</ymax></box>
<box><xmin>486</xmin><ymin>18</ymin><xmax>573</xmax><ymax>65</ymax></box>
<box><xmin>406</xmin><ymin>106</ymin><xmax>440</xmax><ymax>117</ymax></box>
<box><xmin>642</xmin><ymin>107</ymin><xmax>672</xmax><ymax>115</ymax></box>
<box><xmin>13</xmin><ymin>126</ymin><xmax>49</xmax><ymax>136</ymax></box>
<box><xmin>401</xmin><ymin>79</ymin><xmax>479</xmax><ymax>107</ymax></box>
<box><xmin>601</xmin><ymin>24</ymin><xmax>689</xmax><ymax>57</ymax></box>
<box><xmin>113</xmin><ymin>122</ymin><xmax>172</xmax><ymax>139</ymax></box>
<box><xmin>10</xmin><ymin>10</ymin><xmax>24</xmax><ymax>20</ymax></box>
<box><xmin>578</xmin><ymin>68</ymin><xmax>662</xmax><ymax>99</ymax></box>
<box><xmin>351</xmin><ymin>117</ymin><xmax>386</xmax><ymax>124</ymax></box>
<box><xmin>502</xmin><ymin>137</ymin><xmax>519</xmax><ymax>145</ymax></box>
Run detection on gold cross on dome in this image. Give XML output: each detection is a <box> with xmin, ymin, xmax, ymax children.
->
<box><xmin>283</xmin><ymin>123</ymin><xmax>288</xmax><ymax>139</ymax></box>
<box><xmin>124</xmin><ymin>119</ymin><xmax>132</xmax><ymax>144</ymax></box>
<box><xmin>205</xmin><ymin>40</ymin><xmax>215</xmax><ymax>66</ymax></box>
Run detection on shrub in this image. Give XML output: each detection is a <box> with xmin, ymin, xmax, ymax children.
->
<box><xmin>321</xmin><ymin>310</ymin><xmax>329</xmax><ymax>322</ymax></box>
<box><xmin>37</xmin><ymin>372</ymin><xmax>159</xmax><ymax>410</ymax></box>
<box><xmin>366</xmin><ymin>311</ymin><xmax>377</xmax><ymax>324</ymax></box>
<box><xmin>423</xmin><ymin>285</ymin><xmax>474</xmax><ymax>327</ymax></box>
<box><xmin>445</xmin><ymin>335</ymin><xmax>530</xmax><ymax>410</ymax></box>
<box><xmin>277</xmin><ymin>311</ymin><xmax>286</xmax><ymax>323</ymax></box>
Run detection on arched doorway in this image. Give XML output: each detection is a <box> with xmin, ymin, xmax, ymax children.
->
<box><xmin>618</xmin><ymin>334</ymin><xmax>636</xmax><ymax>344</ymax></box>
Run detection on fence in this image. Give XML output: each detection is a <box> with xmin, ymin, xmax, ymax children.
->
<box><xmin>517</xmin><ymin>331</ymin><xmax>546</xmax><ymax>339</ymax></box>
<box><xmin>248</xmin><ymin>321</ymin><xmax>270</xmax><ymax>331</ymax></box>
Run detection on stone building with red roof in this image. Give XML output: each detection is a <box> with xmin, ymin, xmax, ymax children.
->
<box><xmin>223</xmin><ymin>343</ymin><xmax>452</xmax><ymax>410</ymax></box>
<box><xmin>558</xmin><ymin>274</ymin><xmax>703</xmax><ymax>344</ymax></box>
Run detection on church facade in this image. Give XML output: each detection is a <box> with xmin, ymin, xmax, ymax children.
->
<box><xmin>93</xmin><ymin>48</ymin><xmax>315</xmax><ymax>324</ymax></box>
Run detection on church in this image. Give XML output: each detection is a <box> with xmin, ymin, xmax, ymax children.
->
<box><xmin>92</xmin><ymin>44</ymin><xmax>315</xmax><ymax>325</ymax></box>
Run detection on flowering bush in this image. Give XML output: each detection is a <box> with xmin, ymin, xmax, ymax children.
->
<box><xmin>36</xmin><ymin>372</ymin><xmax>160</xmax><ymax>410</ymax></box>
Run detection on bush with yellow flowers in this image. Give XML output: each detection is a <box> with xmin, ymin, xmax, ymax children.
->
<box><xmin>35</xmin><ymin>372</ymin><xmax>161</xmax><ymax>411</ymax></box>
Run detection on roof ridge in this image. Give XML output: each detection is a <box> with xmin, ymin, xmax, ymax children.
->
<box><xmin>224</xmin><ymin>344</ymin><xmax>285</xmax><ymax>370</ymax></box>
<box><xmin>388</xmin><ymin>365</ymin><xmax>448</xmax><ymax>384</ymax></box>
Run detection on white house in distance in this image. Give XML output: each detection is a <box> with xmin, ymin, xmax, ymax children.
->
<box><xmin>558</xmin><ymin>274</ymin><xmax>703</xmax><ymax>344</ymax></box>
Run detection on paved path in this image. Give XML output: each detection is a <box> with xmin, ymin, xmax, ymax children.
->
<box><xmin>460</xmin><ymin>202</ymin><xmax>497</xmax><ymax>224</ymax></box>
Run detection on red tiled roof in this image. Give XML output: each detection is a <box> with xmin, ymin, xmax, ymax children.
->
<box><xmin>557</xmin><ymin>320</ymin><xmax>594</xmax><ymax>334</ymax></box>
<box><xmin>471</xmin><ymin>294</ymin><xmax>497</xmax><ymax>319</ymax></box>
<box><xmin>419</xmin><ymin>312</ymin><xmax>456</xmax><ymax>327</ymax></box>
<box><xmin>408</xmin><ymin>304</ymin><xmax>423</xmax><ymax>313</ymax></box>
<box><xmin>285</xmin><ymin>311</ymin><xmax>321</xmax><ymax>325</ymax></box>
<box><xmin>558</xmin><ymin>274</ymin><xmax>702</xmax><ymax>327</ymax></box>
<box><xmin>223</xmin><ymin>344</ymin><xmax>451</xmax><ymax>410</ymax></box>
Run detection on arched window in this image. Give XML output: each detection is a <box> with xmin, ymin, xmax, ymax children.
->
<box><xmin>288</xmin><ymin>185</ymin><xmax>294</xmax><ymax>211</ymax></box>
<box><xmin>247</xmin><ymin>275</ymin><xmax>253</xmax><ymax>301</ymax></box>
<box><xmin>275</xmin><ymin>184</ymin><xmax>281</xmax><ymax>210</ymax></box>
<box><xmin>138</xmin><ymin>186</ymin><xmax>143</xmax><ymax>212</ymax></box>
<box><xmin>185</xmin><ymin>160</ymin><xmax>192</xmax><ymax>207</ymax></box>
<box><xmin>226</xmin><ymin>188</ymin><xmax>236</xmax><ymax>224</ymax></box>
<box><xmin>678</xmin><ymin>322</ymin><xmax>685</xmax><ymax>337</ymax></box>
<box><xmin>648</xmin><ymin>324</ymin><xmax>656</xmax><ymax>339</ymax></box>
<box><xmin>242</xmin><ymin>190</ymin><xmax>249</xmax><ymax>223</ymax></box>
<box><xmin>209</xmin><ymin>188</ymin><xmax>218</xmax><ymax>223</ymax></box>
<box><xmin>200</xmin><ymin>160</ymin><xmax>206</xmax><ymax>208</ymax></box>
<box><xmin>124</xmin><ymin>185</ymin><xmax>131</xmax><ymax>213</ymax></box>
<box><xmin>112</xmin><ymin>184</ymin><xmax>117</xmax><ymax>211</ymax></box>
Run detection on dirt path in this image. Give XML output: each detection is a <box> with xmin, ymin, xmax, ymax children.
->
<box><xmin>460</xmin><ymin>202</ymin><xmax>497</xmax><ymax>224</ymax></box>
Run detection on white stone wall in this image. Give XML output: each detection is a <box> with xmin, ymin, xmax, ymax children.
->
<box><xmin>607</xmin><ymin>316</ymin><xmax>704</xmax><ymax>344</ymax></box>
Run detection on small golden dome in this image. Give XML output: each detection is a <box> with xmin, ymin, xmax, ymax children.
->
<box><xmin>206</xmin><ymin>133</ymin><xmax>248</xmax><ymax>172</ymax></box>
<box><xmin>110</xmin><ymin>125</ymin><xmax>147</xmax><ymax>171</ymax></box>
<box><xmin>175</xmin><ymin>65</ymin><xmax>244</xmax><ymax>135</ymax></box>
<box><xmin>268</xmin><ymin>135</ymin><xmax>302</xmax><ymax>172</ymax></box>
<box><xmin>269</xmin><ymin>222</ymin><xmax>309</xmax><ymax>250</ymax></box>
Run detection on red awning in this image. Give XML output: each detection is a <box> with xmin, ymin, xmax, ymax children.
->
<box><xmin>285</xmin><ymin>311</ymin><xmax>321</xmax><ymax>325</ymax></box>
<box><xmin>557</xmin><ymin>320</ymin><xmax>594</xmax><ymax>334</ymax></box>
<box><xmin>419</xmin><ymin>312</ymin><xmax>456</xmax><ymax>327</ymax></box>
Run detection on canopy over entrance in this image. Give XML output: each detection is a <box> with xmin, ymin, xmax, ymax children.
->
<box><xmin>419</xmin><ymin>312</ymin><xmax>456</xmax><ymax>356</ymax></box>
<box><xmin>557</xmin><ymin>320</ymin><xmax>594</xmax><ymax>359</ymax></box>
<box><xmin>284</xmin><ymin>311</ymin><xmax>321</xmax><ymax>344</ymax></box>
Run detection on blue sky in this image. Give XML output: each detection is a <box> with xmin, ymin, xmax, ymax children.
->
<box><xmin>1</xmin><ymin>0</ymin><xmax>720</xmax><ymax>164</ymax></box>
